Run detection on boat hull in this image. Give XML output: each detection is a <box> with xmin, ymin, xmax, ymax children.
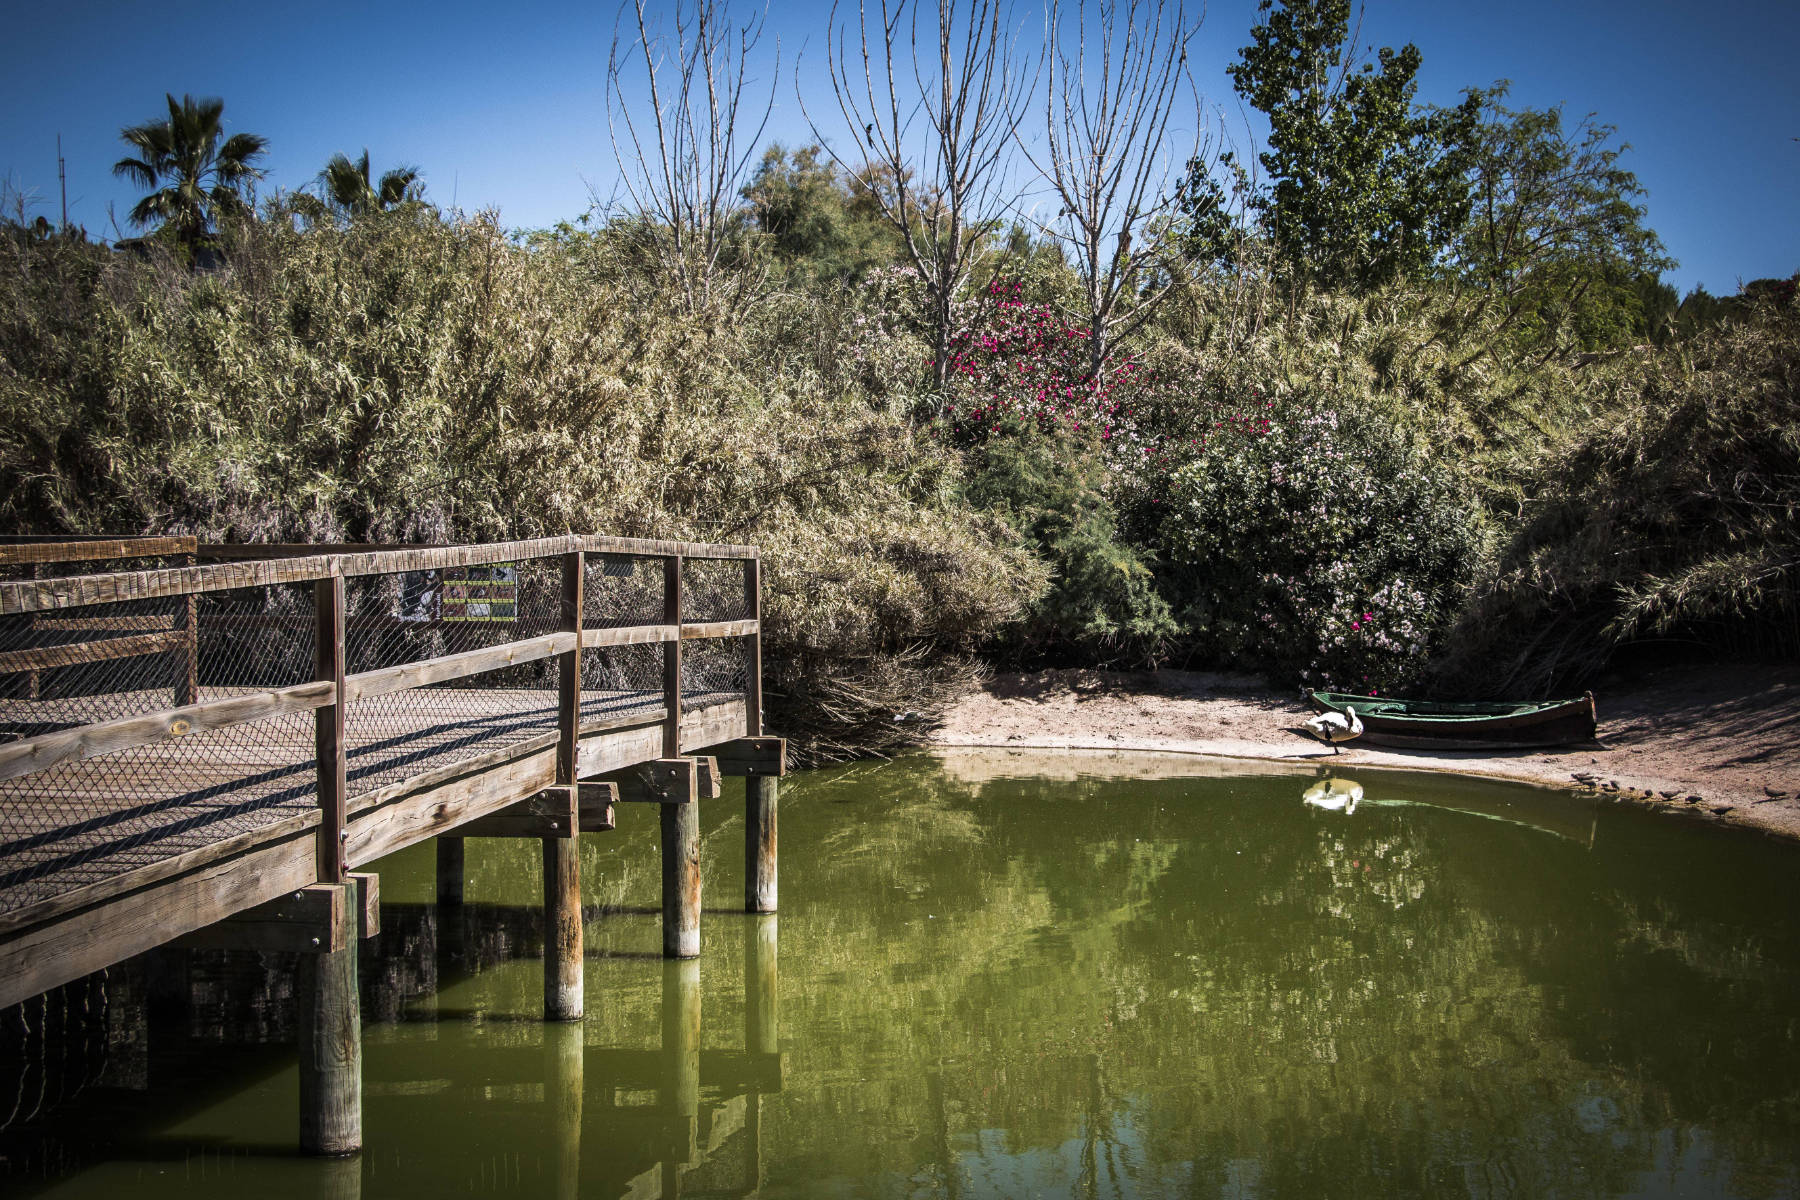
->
<box><xmin>1305</xmin><ymin>691</ymin><xmax>1597</xmax><ymax>751</ymax></box>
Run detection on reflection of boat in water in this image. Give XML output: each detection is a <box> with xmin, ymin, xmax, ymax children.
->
<box><xmin>1303</xmin><ymin>777</ymin><xmax>1363</xmax><ymax>814</ymax></box>
<box><xmin>1298</xmin><ymin>774</ymin><xmax>1599</xmax><ymax>848</ymax></box>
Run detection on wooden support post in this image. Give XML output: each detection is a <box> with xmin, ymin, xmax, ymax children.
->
<box><xmin>746</xmin><ymin>915</ymin><xmax>778</xmax><ymax>1058</ymax></box>
<box><xmin>662</xmin><ymin>556</ymin><xmax>682</xmax><ymax>758</ymax></box>
<box><xmin>545</xmin><ymin>1021</ymin><xmax>584</xmax><ymax>1200</ymax></box>
<box><xmin>545</xmin><ymin>550</ymin><xmax>585</xmax><ymax>1023</ymax></box>
<box><xmin>744</xmin><ymin>555</ymin><xmax>762</xmax><ymax>737</ymax></box>
<box><xmin>746</xmin><ymin>776</ymin><xmax>777</xmax><ymax>914</ymax></box>
<box><xmin>543</xmin><ymin>835</ymin><xmax>583</xmax><ymax>1021</ymax></box>
<box><xmin>174</xmin><ymin>552</ymin><xmax>198</xmax><ymax>707</ymax></box>
<box><xmin>298</xmin><ymin>880</ymin><xmax>361</xmax><ymax>1156</ymax></box>
<box><xmin>25</xmin><ymin>562</ymin><xmax>41</xmax><ymax>701</ymax></box>
<box><xmin>314</xmin><ymin>573</ymin><xmax>348</xmax><ymax>885</ymax></box>
<box><xmin>436</xmin><ymin>837</ymin><xmax>465</xmax><ymax>907</ymax></box>
<box><xmin>350</xmin><ymin>872</ymin><xmax>380</xmax><ymax>939</ymax></box>
<box><xmin>144</xmin><ymin>945</ymin><xmax>190</xmax><ymax>1087</ymax></box>
<box><xmin>657</xmin><ymin>760</ymin><xmax>702</xmax><ymax>959</ymax></box>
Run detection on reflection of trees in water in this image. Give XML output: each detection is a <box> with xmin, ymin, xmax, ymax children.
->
<box><xmin>760</xmin><ymin>758</ymin><xmax>1800</xmax><ymax>1196</ymax></box>
<box><xmin>4</xmin><ymin>760</ymin><xmax>1795</xmax><ymax>1196</ymax></box>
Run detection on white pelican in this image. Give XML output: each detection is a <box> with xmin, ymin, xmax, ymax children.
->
<box><xmin>1303</xmin><ymin>705</ymin><xmax>1363</xmax><ymax>754</ymax></box>
<box><xmin>1302</xmin><ymin>776</ymin><xmax>1364</xmax><ymax>814</ymax></box>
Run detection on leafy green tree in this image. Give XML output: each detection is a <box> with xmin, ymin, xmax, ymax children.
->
<box><xmin>318</xmin><ymin>149</ymin><xmax>424</xmax><ymax>217</ymax></box>
<box><xmin>740</xmin><ymin>145</ymin><xmax>901</xmax><ymax>280</ymax></box>
<box><xmin>1228</xmin><ymin>0</ymin><xmax>1479</xmax><ymax>292</ymax></box>
<box><xmin>112</xmin><ymin>93</ymin><xmax>267</xmax><ymax>251</ymax></box>
<box><xmin>1452</xmin><ymin>89</ymin><xmax>1674</xmax><ymax>355</ymax></box>
<box><xmin>1173</xmin><ymin>150</ymin><xmax>1250</xmax><ymax>272</ymax></box>
<box><xmin>966</xmin><ymin>419</ymin><xmax>1174</xmax><ymax>665</ymax></box>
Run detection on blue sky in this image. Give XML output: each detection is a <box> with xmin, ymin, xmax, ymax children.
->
<box><xmin>3</xmin><ymin>0</ymin><xmax>1795</xmax><ymax>296</ymax></box>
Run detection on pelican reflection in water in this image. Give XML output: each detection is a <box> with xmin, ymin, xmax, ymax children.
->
<box><xmin>1302</xmin><ymin>776</ymin><xmax>1364</xmax><ymax>814</ymax></box>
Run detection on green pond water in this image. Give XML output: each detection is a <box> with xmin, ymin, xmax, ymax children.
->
<box><xmin>4</xmin><ymin>751</ymin><xmax>1799</xmax><ymax>1198</ymax></box>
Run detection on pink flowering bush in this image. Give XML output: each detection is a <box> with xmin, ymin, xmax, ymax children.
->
<box><xmin>936</xmin><ymin>281</ymin><xmax>1156</xmax><ymax>458</ymax></box>
<box><xmin>1157</xmin><ymin>391</ymin><xmax>1484</xmax><ymax>692</ymax></box>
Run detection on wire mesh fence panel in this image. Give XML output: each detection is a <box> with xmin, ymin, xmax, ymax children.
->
<box><xmin>681</xmin><ymin>637</ymin><xmax>749</xmax><ymax>712</ymax></box>
<box><xmin>340</xmin><ymin>556</ymin><xmax>565</xmax><ymax>800</ymax></box>
<box><xmin>583</xmin><ymin>554</ymin><xmax>665</xmax><ymax>629</ymax></box>
<box><xmin>0</xmin><ymin>583</ymin><xmax>319</xmax><ymax>918</ymax></box>
<box><xmin>578</xmin><ymin>643</ymin><xmax>665</xmax><ymax>726</ymax></box>
<box><xmin>681</xmin><ymin>558</ymin><xmax>749</xmax><ymax>624</ymax></box>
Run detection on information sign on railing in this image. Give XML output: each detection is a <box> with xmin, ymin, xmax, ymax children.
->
<box><xmin>440</xmin><ymin>564</ymin><xmax>518</xmax><ymax>623</ymax></box>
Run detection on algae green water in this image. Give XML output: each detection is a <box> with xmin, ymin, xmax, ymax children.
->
<box><xmin>4</xmin><ymin>752</ymin><xmax>1798</xmax><ymax>1198</ymax></box>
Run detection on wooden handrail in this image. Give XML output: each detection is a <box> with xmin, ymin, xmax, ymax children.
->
<box><xmin>342</xmin><ymin>632</ymin><xmax>577</xmax><ymax>703</ymax></box>
<box><xmin>0</xmin><ymin>631</ymin><xmax>187</xmax><ymax>675</ymax></box>
<box><xmin>0</xmin><ymin>537</ymin><xmax>198</xmax><ymax>567</ymax></box>
<box><xmin>2</xmin><ymin>536</ymin><xmax>760</xmax><ymax>615</ymax></box>
<box><xmin>0</xmin><ymin>681</ymin><xmax>338</xmax><ymax>784</ymax></box>
<box><xmin>0</xmin><ymin>536</ymin><xmax>765</xmax><ymax>789</ymax></box>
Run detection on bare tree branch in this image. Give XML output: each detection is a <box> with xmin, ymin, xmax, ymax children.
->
<box><xmin>607</xmin><ymin>0</ymin><xmax>778</xmax><ymax>312</ymax></box>
<box><xmin>803</xmin><ymin>0</ymin><xmax>1029</xmax><ymax>391</ymax></box>
<box><xmin>1023</xmin><ymin>0</ymin><xmax>1207</xmax><ymax>380</ymax></box>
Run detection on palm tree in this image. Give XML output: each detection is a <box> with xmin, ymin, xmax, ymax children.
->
<box><xmin>319</xmin><ymin>150</ymin><xmax>423</xmax><ymax>217</ymax></box>
<box><xmin>112</xmin><ymin>93</ymin><xmax>267</xmax><ymax>249</ymax></box>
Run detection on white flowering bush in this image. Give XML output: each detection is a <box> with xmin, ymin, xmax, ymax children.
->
<box><xmin>1157</xmin><ymin>391</ymin><xmax>1484</xmax><ymax>693</ymax></box>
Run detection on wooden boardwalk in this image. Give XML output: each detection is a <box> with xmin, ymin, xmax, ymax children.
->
<box><xmin>0</xmin><ymin>534</ymin><xmax>785</xmax><ymax>1156</ymax></box>
<box><xmin>0</xmin><ymin>685</ymin><xmax>741</xmax><ymax>919</ymax></box>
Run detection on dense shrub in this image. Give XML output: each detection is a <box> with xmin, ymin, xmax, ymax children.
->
<box><xmin>964</xmin><ymin>420</ymin><xmax>1174</xmax><ymax>665</ymax></box>
<box><xmin>1156</xmin><ymin>388</ymin><xmax>1485</xmax><ymax>693</ymax></box>
<box><xmin>1445</xmin><ymin>289</ymin><xmax>1800</xmax><ymax>694</ymax></box>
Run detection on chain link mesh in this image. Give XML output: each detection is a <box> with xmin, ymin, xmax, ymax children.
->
<box><xmin>580</xmin><ymin>553</ymin><xmax>666</xmax><ymax>725</ymax></box>
<box><xmin>583</xmin><ymin>553</ymin><xmax>664</xmax><ymax>627</ymax></box>
<box><xmin>683</xmin><ymin>636</ymin><xmax>751</xmax><ymax>711</ymax></box>
<box><xmin>342</xmin><ymin>556</ymin><xmax>564</xmax><ymax>799</ymax></box>
<box><xmin>0</xmin><ymin>584</ymin><xmax>318</xmax><ymax>917</ymax></box>
<box><xmin>579</xmin><ymin>642</ymin><xmax>665</xmax><ymax>725</ymax></box>
<box><xmin>681</xmin><ymin>557</ymin><xmax>750</xmax><ymax>623</ymax></box>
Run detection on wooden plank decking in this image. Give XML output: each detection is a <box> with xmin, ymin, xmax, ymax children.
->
<box><xmin>0</xmin><ymin>686</ymin><xmax>742</xmax><ymax>925</ymax></box>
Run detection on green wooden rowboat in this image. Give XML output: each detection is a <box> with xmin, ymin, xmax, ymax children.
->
<box><xmin>1304</xmin><ymin>690</ymin><xmax>1597</xmax><ymax>750</ymax></box>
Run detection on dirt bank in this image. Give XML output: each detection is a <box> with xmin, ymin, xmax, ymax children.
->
<box><xmin>930</xmin><ymin>661</ymin><xmax>1800</xmax><ymax>840</ymax></box>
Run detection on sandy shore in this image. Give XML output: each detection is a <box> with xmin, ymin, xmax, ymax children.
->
<box><xmin>929</xmin><ymin>662</ymin><xmax>1800</xmax><ymax>841</ymax></box>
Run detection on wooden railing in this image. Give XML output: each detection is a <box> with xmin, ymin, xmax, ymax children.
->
<box><xmin>0</xmin><ymin>534</ymin><xmax>762</xmax><ymax>910</ymax></box>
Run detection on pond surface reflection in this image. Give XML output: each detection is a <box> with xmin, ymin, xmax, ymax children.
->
<box><xmin>4</xmin><ymin>751</ymin><xmax>1798</xmax><ymax>1198</ymax></box>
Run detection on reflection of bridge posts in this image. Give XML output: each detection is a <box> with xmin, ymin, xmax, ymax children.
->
<box><xmin>661</xmin><ymin>958</ymin><xmax>702</xmax><ymax>1194</ymax></box>
<box><xmin>746</xmin><ymin>915</ymin><xmax>778</xmax><ymax>1058</ymax></box>
<box><xmin>435</xmin><ymin>837</ymin><xmax>466</xmax><ymax>974</ymax></box>
<box><xmin>745</xmin><ymin>914</ymin><xmax>778</xmax><ymax>1194</ymax></box>
<box><xmin>310</xmin><ymin>1153</ymin><xmax>362</xmax><ymax>1200</ymax></box>
<box><xmin>545</xmin><ymin>1020</ymin><xmax>584</xmax><ymax>1200</ymax></box>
